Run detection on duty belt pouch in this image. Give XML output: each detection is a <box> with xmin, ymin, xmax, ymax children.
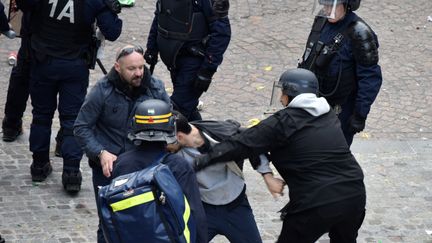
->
<box><xmin>157</xmin><ymin>35</ymin><xmax>184</xmax><ymax>69</ymax></box>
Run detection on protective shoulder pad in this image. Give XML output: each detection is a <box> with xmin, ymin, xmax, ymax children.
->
<box><xmin>348</xmin><ymin>20</ymin><xmax>379</xmax><ymax>66</ymax></box>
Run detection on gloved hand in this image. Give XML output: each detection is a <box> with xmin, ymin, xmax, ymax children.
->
<box><xmin>193</xmin><ymin>154</ymin><xmax>212</xmax><ymax>171</ymax></box>
<box><xmin>194</xmin><ymin>68</ymin><xmax>215</xmax><ymax>93</ymax></box>
<box><xmin>348</xmin><ymin>112</ymin><xmax>366</xmax><ymax>133</ymax></box>
<box><xmin>144</xmin><ymin>49</ymin><xmax>158</xmax><ymax>66</ymax></box>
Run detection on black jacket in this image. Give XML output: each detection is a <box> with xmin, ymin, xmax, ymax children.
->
<box><xmin>204</xmin><ymin>107</ymin><xmax>365</xmax><ymax>214</ymax></box>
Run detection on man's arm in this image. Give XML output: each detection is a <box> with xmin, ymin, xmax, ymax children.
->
<box><xmin>146</xmin><ymin>7</ymin><xmax>159</xmax><ymax>52</ymax></box>
<box><xmin>199</xmin><ymin>0</ymin><xmax>231</xmax><ymax>72</ymax></box>
<box><xmin>91</xmin><ymin>0</ymin><xmax>123</xmax><ymax>41</ymax></box>
<box><xmin>74</xmin><ymin>83</ymin><xmax>105</xmax><ymax>162</ymax></box>
<box><xmin>196</xmin><ymin>115</ymin><xmax>287</xmax><ymax>169</ymax></box>
<box><xmin>255</xmin><ymin>154</ymin><xmax>286</xmax><ymax>198</ymax></box>
<box><xmin>349</xmin><ymin>21</ymin><xmax>382</xmax><ymax>119</ymax></box>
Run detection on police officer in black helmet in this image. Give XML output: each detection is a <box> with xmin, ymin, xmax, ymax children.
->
<box><xmin>112</xmin><ymin>99</ymin><xmax>208</xmax><ymax>243</ymax></box>
<box><xmin>299</xmin><ymin>0</ymin><xmax>382</xmax><ymax>146</ymax></box>
<box><xmin>194</xmin><ymin>68</ymin><xmax>367</xmax><ymax>243</ymax></box>
<box><xmin>18</xmin><ymin>0</ymin><xmax>122</xmax><ymax>192</ymax></box>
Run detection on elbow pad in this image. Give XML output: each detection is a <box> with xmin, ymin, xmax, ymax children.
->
<box><xmin>348</xmin><ymin>20</ymin><xmax>379</xmax><ymax>66</ymax></box>
<box><xmin>212</xmin><ymin>0</ymin><xmax>229</xmax><ymax>18</ymax></box>
<box><xmin>104</xmin><ymin>0</ymin><xmax>121</xmax><ymax>14</ymax></box>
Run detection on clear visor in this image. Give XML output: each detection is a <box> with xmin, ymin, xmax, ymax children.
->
<box><xmin>312</xmin><ymin>0</ymin><xmax>339</xmax><ymax>19</ymax></box>
<box><xmin>269</xmin><ymin>81</ymin><xmax>284</xmax><ymax>108</ymax></box>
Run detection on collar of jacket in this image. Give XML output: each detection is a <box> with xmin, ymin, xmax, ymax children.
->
<box><xmin>106</xmin><ymin>65</ymin><xmax>152</xmax><ymax>100</ymax></box>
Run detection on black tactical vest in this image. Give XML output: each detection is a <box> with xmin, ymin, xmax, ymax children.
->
<box><xmin>156</xmin><ymin>0</ymin><xmax>209</xmax><ymax>68</ymax></box>
<box><xmin>31</xmin><ymin>0</ymin><xmax>91</xmax><ymax>59</ymax></box>
<box><xmin>299</xmin><ymin>16</ymin><xmax>358</xmax><ymax>106</ymax></box>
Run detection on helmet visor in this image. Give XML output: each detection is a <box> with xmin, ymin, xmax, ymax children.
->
<box><xmin>269</xmin><ymin>81</ymin><xmax>284</xmax><ymax>108</ymax></box>
<box><xmin>312</xmin><ymin>0</ymin><xmax>341</xmax><ymax>19</ymax></box>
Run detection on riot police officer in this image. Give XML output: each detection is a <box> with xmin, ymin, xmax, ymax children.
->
<box><xmin>112</xmin><ymin>99</ymin><xmax>208</xmax><ymax>243</ymax></box>
<box><xmin>194</xmin><ymin>68</ymin><xmax>367</xmax><ymax>243</ymax></box>
<box><xmin>144</xmin><ymin>0</ymin><xmax>231</xmax><ymax>121</ymax></box>
<box><xmin>298</xmin><ymin>0</ymin><xmax>382</xmax><ymax>146</ymax></box>
<box><xmin>20</xmin><ymin>0</ymin><xmax>122</xmax><ymax>193</ymax></box>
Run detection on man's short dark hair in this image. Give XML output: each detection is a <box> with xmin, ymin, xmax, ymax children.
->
<box><xmin>175</xmin><ymin>112</ymin><xmax>192</xmax><ymax>134</ymax></box>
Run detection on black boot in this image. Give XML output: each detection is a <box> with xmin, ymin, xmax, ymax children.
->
<box><xmin>54</xmin><ymin>128</ymin><xmax>63</xmax><ymax>157</ymax></box>
<box><xmin>30</xmin><ymin>162</ymin><xmax>52</xmax><ymax>182</ymax></box>
<box><xmin>62</xmin><ymin>170</ymin><xmax>82</xmax><ymax>193</ymax></box>
<box><xmin>2</xmin><ymin>118</ymin><xmax>23</xmax><ymax>142</ymax></box>
<box><xmin>30</xmin><ymin>152</ymin><xmax>52</xmax><ymax>182</ymax></box>
<box><xmin>0</xmin><ymin>234</ymin><xmax>5</xmax><ymax>243</ymax></box>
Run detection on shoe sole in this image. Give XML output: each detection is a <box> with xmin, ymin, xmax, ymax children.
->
<box><xmin>2</xmin><ymin>131</ymin><xmax>23</xmax><ymax>142</ymax></box>
<box><xmin>64</xmin><ymin>184</ymin><xmax>81</xmax><ymax>193</ymax></box>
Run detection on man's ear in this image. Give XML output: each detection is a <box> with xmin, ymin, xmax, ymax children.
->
<box><xmin>176</xmin><ymin>132</ymin><xmax>184</xmax><ymax>143</ymax></box>
<box><xmin>114</xmin><ymin>61</ymin><xmax>121</xmax><ymax>73</ymax></box>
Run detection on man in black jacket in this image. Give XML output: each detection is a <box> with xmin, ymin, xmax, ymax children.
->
<box><xmin>195</xmin><ymin>68</ymin><xmax>366</xmax><ymax>243</ymax></box>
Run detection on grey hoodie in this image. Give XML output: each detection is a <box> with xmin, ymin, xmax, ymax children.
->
<box><xmin>288</xmin><ymin>93</ymin><xmax>330</xmax><ymax>116</ymax></box>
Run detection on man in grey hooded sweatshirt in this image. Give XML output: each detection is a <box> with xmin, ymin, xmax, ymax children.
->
<box><xmin>193</xmin><ymin>68</ymin><xmax>366</xmax><ymax>243</ymax></box>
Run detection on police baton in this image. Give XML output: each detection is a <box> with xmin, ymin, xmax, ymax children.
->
<box><xmin>97</xmin><ymin>58</ymin><xmax>108</xmax><ymax>75</ymax></box>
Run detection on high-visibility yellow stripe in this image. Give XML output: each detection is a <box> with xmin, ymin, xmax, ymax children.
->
<box><xmin>110</xmin><ymin>191</ymin><xmax>154</xmax><ymax>212</ymax></box>
<box><xmin>183</xmin><ymin>196</ymin><xmax>191</xmax><ymax>243</ymax></box>
<box><xmin>135</xmin><ymin>113</ymin><xmax>172</xmax><ymax>119</ymax></box>
<box><xmin>135</xmin><ymin>118</ymin><xmax>169</xmax><ymax>124</ymax></box>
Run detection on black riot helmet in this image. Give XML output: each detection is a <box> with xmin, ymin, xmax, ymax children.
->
<box><xmin>270</xmin><ymin>68</ymin><xmax>319</xmax><ymax>107</ymax></box>
<box><xmin>128</xmin><ymin>99</ymin><xmax>177</xmax><ymax>144</ymax></box>
<box><xmin>318</xmin><ymin>0</ymin><xmax>361</xmax><ymax>11</ymax></box>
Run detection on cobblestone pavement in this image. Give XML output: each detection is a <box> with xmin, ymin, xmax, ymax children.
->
<box><xmin>0</xmin><ymin>0</ymin><xmax>432</xmax><ymax>242</ymax></box>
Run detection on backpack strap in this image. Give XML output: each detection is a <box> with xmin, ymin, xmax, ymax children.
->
<box><xmin>152</xmin><ymin>153</ymin><xmax>177</xmax><ymax>243</ymax></box>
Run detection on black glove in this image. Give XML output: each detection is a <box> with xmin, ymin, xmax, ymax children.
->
<box><xmin>348</xmin><ymin>112</ymin><xmax>366</xmax><ymax>133</ymax></box>
<box><xmin>193</xmin><ymin>154</ymin><xmax>213</xmax><ymax>171</ymax></box>
<box><xmin>194</xmin><ymin>68</ymin><xmax>215</xmax><ymax>93</ymax></box>
<box><xmin>144</xmin><ymin>49</ymin><xmax>158</xmax><ymax>66</ymax></box>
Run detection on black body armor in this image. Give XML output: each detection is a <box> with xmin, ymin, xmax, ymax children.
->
<box><xmin>299</xmin><ymin>16</ymin><xmax>378</xmax><ymax>106</ymax></box>
<box><xmin>156</xmin><ymin>0</ymin><xmax>209</xmax><ymax>68</ymax></box>
<box><xmin>31</xmin><ymin>0</ymin><xmax>91</xmax><ymax>59</ymax></box>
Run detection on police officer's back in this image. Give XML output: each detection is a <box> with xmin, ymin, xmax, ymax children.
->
<box><xmin>21</xmin><ymin>0</ymin><xmax>122</xmax><ymax>193</ymax></box>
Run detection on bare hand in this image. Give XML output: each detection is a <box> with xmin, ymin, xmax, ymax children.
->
<box><xmin>262</xmin><ymin>173</ymin><xmax>286</xmax><ymax>198</ymax></box>
<box><xmin>100</xmin><ymin>151</ymin><xmax>117</xmax><ymax>178</ymax></box>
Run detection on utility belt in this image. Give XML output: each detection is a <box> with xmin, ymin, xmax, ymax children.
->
<box><xmin>32</xmin><ymin>49</ymin><xmax>88</xmax><ymax>64</ymax></box>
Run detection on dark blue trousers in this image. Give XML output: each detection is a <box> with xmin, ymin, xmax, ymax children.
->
<box><xmin>29</xmin><ymin>57</ymin><xmax>88</xmax><ymax>167</ymax></box>
<box><xmin>92</xmin><ymin>166</ymin><xmax>112</xmax><ymax>243</ymax></box>
<box><xmin>338</xmin><ymin>97</ymin><xmax>356</xmax><ymax>146</ymax></box>
<box><xmin>3</xmin><ymin>36</ymin><xmax>31</xmax><ymax>127</ymax></box>
<box><xmin>204</xmin><ymin>194</ymin><xmax>262</xmax><ymax>243</ymax></box>
<box><xmin>170</xmin><ymin>56</ymin><xmax>204</xmax><ymax>121</ymax></box>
